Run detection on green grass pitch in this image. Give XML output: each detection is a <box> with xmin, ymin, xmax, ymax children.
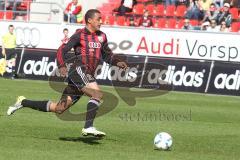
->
<box><xmin>0</xmin><ymin>78</ymin><xmax>240</xmax><ymax>160</ymax></box>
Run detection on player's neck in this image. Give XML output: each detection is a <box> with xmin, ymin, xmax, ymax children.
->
<box><xmin>86</xmin><ymin>25</ymin><xmax>96</xmax><ymax>33</ymax></box>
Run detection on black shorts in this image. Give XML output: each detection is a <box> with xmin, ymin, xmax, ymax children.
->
<box><xmin>68</xmin><ymin>66</ymin><xmax>96</xmax><ymax>89</ymax></box>
<box><xmin>61</xmin><ymin>79</ymin><xmax>84</xmax><ymax>105</ymax></box>
<box><xmin>61</xmin><ymin>66</ymin><xmax>96</xmax><ymax>104</ymax></box>
<box><xmin>5</xmin><ymin>48</ymin><xmax>17</xmax><ymax>60</ymax></box>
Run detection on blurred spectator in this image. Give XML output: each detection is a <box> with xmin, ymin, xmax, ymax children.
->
<box><xmin>64</xmin><ymin>0</ymin><xmax>82</xmax><ymax>23</ymax></box>
<box><xmin>201</xmin><ymin>21</ymin><xmax>210</xmax><ymax>30</ymax></box>
<box><xmin>213</xmin><ymin>0</ymin><xmax>224</xmax><ymax>8</ymax></box>
<box><xmin>153</xmin><ymin>0</ymin><xmax>163</xmax><ymax>4</ymax></box>
<box><xmin>76</xmin><ymin>12</ymin><xmax>83</xmax><ymax>23</ymax></box>
<box><xmin>185</xmin><ymin>0</ymin><xmax>204</xmax><ymax>20</ymax></box>
<box><xmin>61</xmin><ymin>28</ymin><xmax>69</xmax><ymax>44</ymax></box>
<box><xmin>182</xmin><ymin>19</ymin><xmax>194</xmax><ymax>30</ymax></box>
<box><xmin>228</xmin><ymin>0</ymin><xmax>234</xmax><ymax>7</ymax></box>
<box><xmin>103</xmin><ymin>16</ymin><xmax>110</xmax><ymax>25</ymax></box>
<box><xmin>206</xmin><ymin>19</ymin><xmax>220</xmax><ymax>31</ymax></box>
<box><xmin>202</xmin><ymin>3</ymin><xmax>219</xmax><ymax>22</ymax></box>
<box><xmin>5</xmin><ymin>0</ymin><xmax>22</xmax><ymax>19</ymax></box>
<box><xmin>1</xmin><ymin>24</ymin><xmax>17</xmax><ymax>79</ymax></box>
<box><xmin>216</xmin><ymin>3</ymin><xmax>232</xmax><ymax>27</ymax></box>
<box><xmin>129</xmin><ymin>17</ymin><xmax>137</xmax><ymax>27</ymax></box>
<box><xmin>229</xmin><ymin>0</ymin><xmax>239</xmax><ymax>7</ymax></box>
<box><xmin>138</xmin><ymin>10</ymin><xmax>153</xmax><ymax>27</ymax></box>
<box><xmin>165</xmin><ymin>0</ymin><xmax>176</xmax><ymax>6</ymax></box>
<box><xmin>113</xmin><ymin>0</ymin><xmax>137</xmax><ymax>16</ymax></box>
<box><xmin>219</xmin><ymin>21</ymin><xmax>229</xmax><ymax>32</ymax></box>
<box><xmin>199</xmin><ymin>0</ymin><xmax>212</xmax><ymax>11</ymax></box>
<box><xmin>0</xmin><ymin>0</ymin><xmax>4</xmax><ymax>10</ymax></box>
<box><xmin>176</xmin><ymin>0</ymin><xmax>190</xmax><ymax>7</ymax></box>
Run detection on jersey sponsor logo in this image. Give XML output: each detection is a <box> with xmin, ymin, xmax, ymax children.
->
<box><xmin>23</xmin><ymin>57</ymin><xmax>57</xmax><ymax>76</ymax></box>
<box><xmin>214</xmin><ymin>70</ymin><xmax>240</xmax><ymax>90</ymax></box>
<box><xmin>88</xmin><ymin>42</ymin><xmax>101</xmax><ymax>49</ymax></box>
<box><xmin>15</xmin><ymin>27</ymin><xmax>41</xmax><ymax>48</ymax></box>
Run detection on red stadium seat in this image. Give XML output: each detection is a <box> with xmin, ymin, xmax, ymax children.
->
<box><xmin>175</xmin><ymin>5</ymin><xmax>186</xmax><ymax>18</ymax></box>
<box><xmin>101</xmin><ymin>3</ymin><xmax>113</xmax><ymax>15</ymax></box>
<box><xmin>116</xmin><ymin>16</ymin><xmax>125</xmax><ymax>26</ymax></box>
<box><xmin>167</xmin><ymin>18</ymin><xmax>176</xmax><ymax>29</ymax></box>
<box><xmin>6</xmin><ymin>11</ymin><xmax>13</xmax><ymax>19</ymax></box>
<box><xmin>177</xmin><ymin>19</ymin><xmax>184</xmax><ymax>29</ymax></box>
<box><xmin>165</xmin><ymin>5</ymin><xmax>175</xmax><ymax>17</ymax></box>
<box><xmin>229</xmin><ymin>7</ymin><xmax>239</xmax><ymax>19</ymax></box>
<box><xmin>101</xmin><ymin>14</ymin><xmax>107</xmax><ymax>23</ymax></box>
<box><xmin>155</xmin><ymin>18</ymin><xmax>166</xmax><ymax>28</ymax></box>
<box><xmin>135</xmin><ymin>17</ymin><xmax>142</xmax><ymax>26</ymax></box>
<box><xmin>125</xmin><ymin>17</ymin><xmax>131</xmax><ymax>26</ymax></box>
<box><xmin>146</xmin><ymin>4</ymin><xmax>155</xmax><ymax>15</ymax></box>
<box><xmin>230</xmin><ymin>22</ymin><xmax>240</xmax><ymax>32</ymax></box>
<box><xmin>152</xmin><ymin>17</ymin><xmax>157</xmax><ymax>24</ymax></box>
<box><xmin>190</xmin><ymin>19</ymin><xmax>199</xmax><ymax>26</ymax></box>
<box><xmin>108</xmin><ymin>15</ymin><xmax>115</xmax><ymax>25</ymax></box>
<box><xmin>103</xmin><ymin>15</ymin><xmax>115</xmax><ymax>25</ymax></box>
<box><xmin>0</xmin><ymin>11</ymin><xmax>4</xmax><ymax>19</ymax></box>
<box><xmin>153</xmin><ymin>18</ymin><xmax>158</xmax><ymax>28</ymax></box>
<box><xmin>153</xmin><ymin>4</ymin><xmax>164</xmax><ymax>17</ymax></box>
<box><xmin>133</xmin><ymin>4</ymin><xmax>145</xmax><ymax>15</ymax></box>
<box><xmin>19</xmin><ymin>1</ymin><xmax>30</xmax><ymax>10</ymax></box>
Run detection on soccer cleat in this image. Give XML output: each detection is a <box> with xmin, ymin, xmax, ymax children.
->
<box><xmin>82</xmin><ymin>127</ymin><xmax>106</xmax><ymax>137</ymax></box>
<box><xmin>7</xmin><ymin>96</ymin><xmax>26</xmax><ymax>116</ymax></box>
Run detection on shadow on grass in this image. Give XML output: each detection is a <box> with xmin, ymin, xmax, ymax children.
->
<box><xmin>154</xmin><ymin>148</ymin><xmax>172</xmax><ymax>152</ymax></box>
<box><xmin>59</xmin><ymin>136</ymin><xmax>103</xmax><ymax>145</ymax></box>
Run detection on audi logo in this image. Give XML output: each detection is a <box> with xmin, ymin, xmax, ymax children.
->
<box><xmin>15</xmin><ymin>27</ymin><xmax>41</xmax><ymax>48</ymax></box>
<box><xmin>88</xmin><ymin>42</ymin><xmax>101</xmax><ymax>49</ymax></box>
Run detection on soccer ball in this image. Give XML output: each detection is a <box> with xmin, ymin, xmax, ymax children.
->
<box><xmin>154</xmin><ymin>132</ymin><xmax>173</xmax><ymax>150</ymax></box>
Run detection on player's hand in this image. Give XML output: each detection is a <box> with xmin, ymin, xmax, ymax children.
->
<box><xmin>117</xmin><ymin>61</ymin><xmax>128</xmax><ymax>70</ymax></box>
<box><xmin>59</xmin><ymin>66</ymin><xmax>67</xmax><ymax>77</ymax></box>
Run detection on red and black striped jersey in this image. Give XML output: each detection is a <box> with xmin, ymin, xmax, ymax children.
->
<box><xmin>56</xmin><ymin>27</ymin><xmax>121</xmax><ymax>74</ymax></box>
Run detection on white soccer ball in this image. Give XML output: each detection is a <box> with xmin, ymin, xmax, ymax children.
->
<box><xmin>154</xmin><ymin>132</ymin><xmax>173</xmax><ymax>150</ymax></box>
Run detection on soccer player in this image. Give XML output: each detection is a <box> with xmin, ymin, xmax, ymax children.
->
<box><xmin>2</xmin><ymin>24</ymin><xmax>17</xmax><ymax>79</ymax></box>
<box><xmin>7</xmin><ymin>9</ymin><xmax>128</xmax><ymax>137</ymax></box>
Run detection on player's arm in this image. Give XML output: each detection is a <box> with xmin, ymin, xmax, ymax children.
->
<box><xmin>1</xmin><ymin>36</ymin><xmax>6</xmax><ymax>56</ymax></box>
<box><xmin>57</xmin><ymin>32</ymin><xmax>80</xmax><ymax>76</ymax></box>
<box><xmin>59</xmin><ymin>32</ymin><xmax>80</xmax><ymax>66</ymax></box>
<box><xmin>101</xmin><ymin>35</ymin><xmax>128</xmax><ymax>70</ymax></box>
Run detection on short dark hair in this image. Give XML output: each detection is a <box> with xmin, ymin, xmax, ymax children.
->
<box><xmin>63</xmin><ymin>28</ymin><xmax>68</xmax><ymax>32</ymax></box>
<box><xmin>85</xmin><ymin>9</ymin><xmax>101</xmax><ymax>24</ymax></box>
<box><xmin>8</xmin><ymin>24</ymin><xmax>14</xmax><ymax>28</ymax></box>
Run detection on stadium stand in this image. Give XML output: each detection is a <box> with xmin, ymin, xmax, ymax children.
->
<box><xmin>96</xmin><ymin>0</ymin><xmax>240</xmax><ymax>32</ymax></box>
<box><xmin>0</xmin><ymin>0</ymin><xmax>32</xmax><ymax>20</ymax></box>
<box><xmin>0</xmin><ymin>0</ymin><xmax>240</xmax><ymax>32</ymax></box>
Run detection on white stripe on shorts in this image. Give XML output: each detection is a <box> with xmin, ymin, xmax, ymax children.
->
<box><xmin>76</xmin><ymin>66</ymin><xmax>89</xmax><ymax>85</ymax></box>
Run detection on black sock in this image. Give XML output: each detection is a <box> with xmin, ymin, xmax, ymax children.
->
<box><xmin>84</xmin><ymin>99</ymin><xmax>100</xmax><ymax>128</ymax></box>
<box><xmin>21</xmin><ymin>99</ymin><xmax>51</xmax><ymax>112</ymax></box>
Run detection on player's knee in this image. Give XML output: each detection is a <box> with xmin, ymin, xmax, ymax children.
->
<box><xmin>55</xmin><ymin>97</ymin><xmax>72</xmax><ymax>114</ymax></box>
<box><xmin>55</xmin><ymin>103</ymin><xmax>71</xmax><ymax>114</ymax></box>
<box><xmin>92</xmin><ymin>91</ymin><xmax>103</xmax><ymax>101</ymax></box>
